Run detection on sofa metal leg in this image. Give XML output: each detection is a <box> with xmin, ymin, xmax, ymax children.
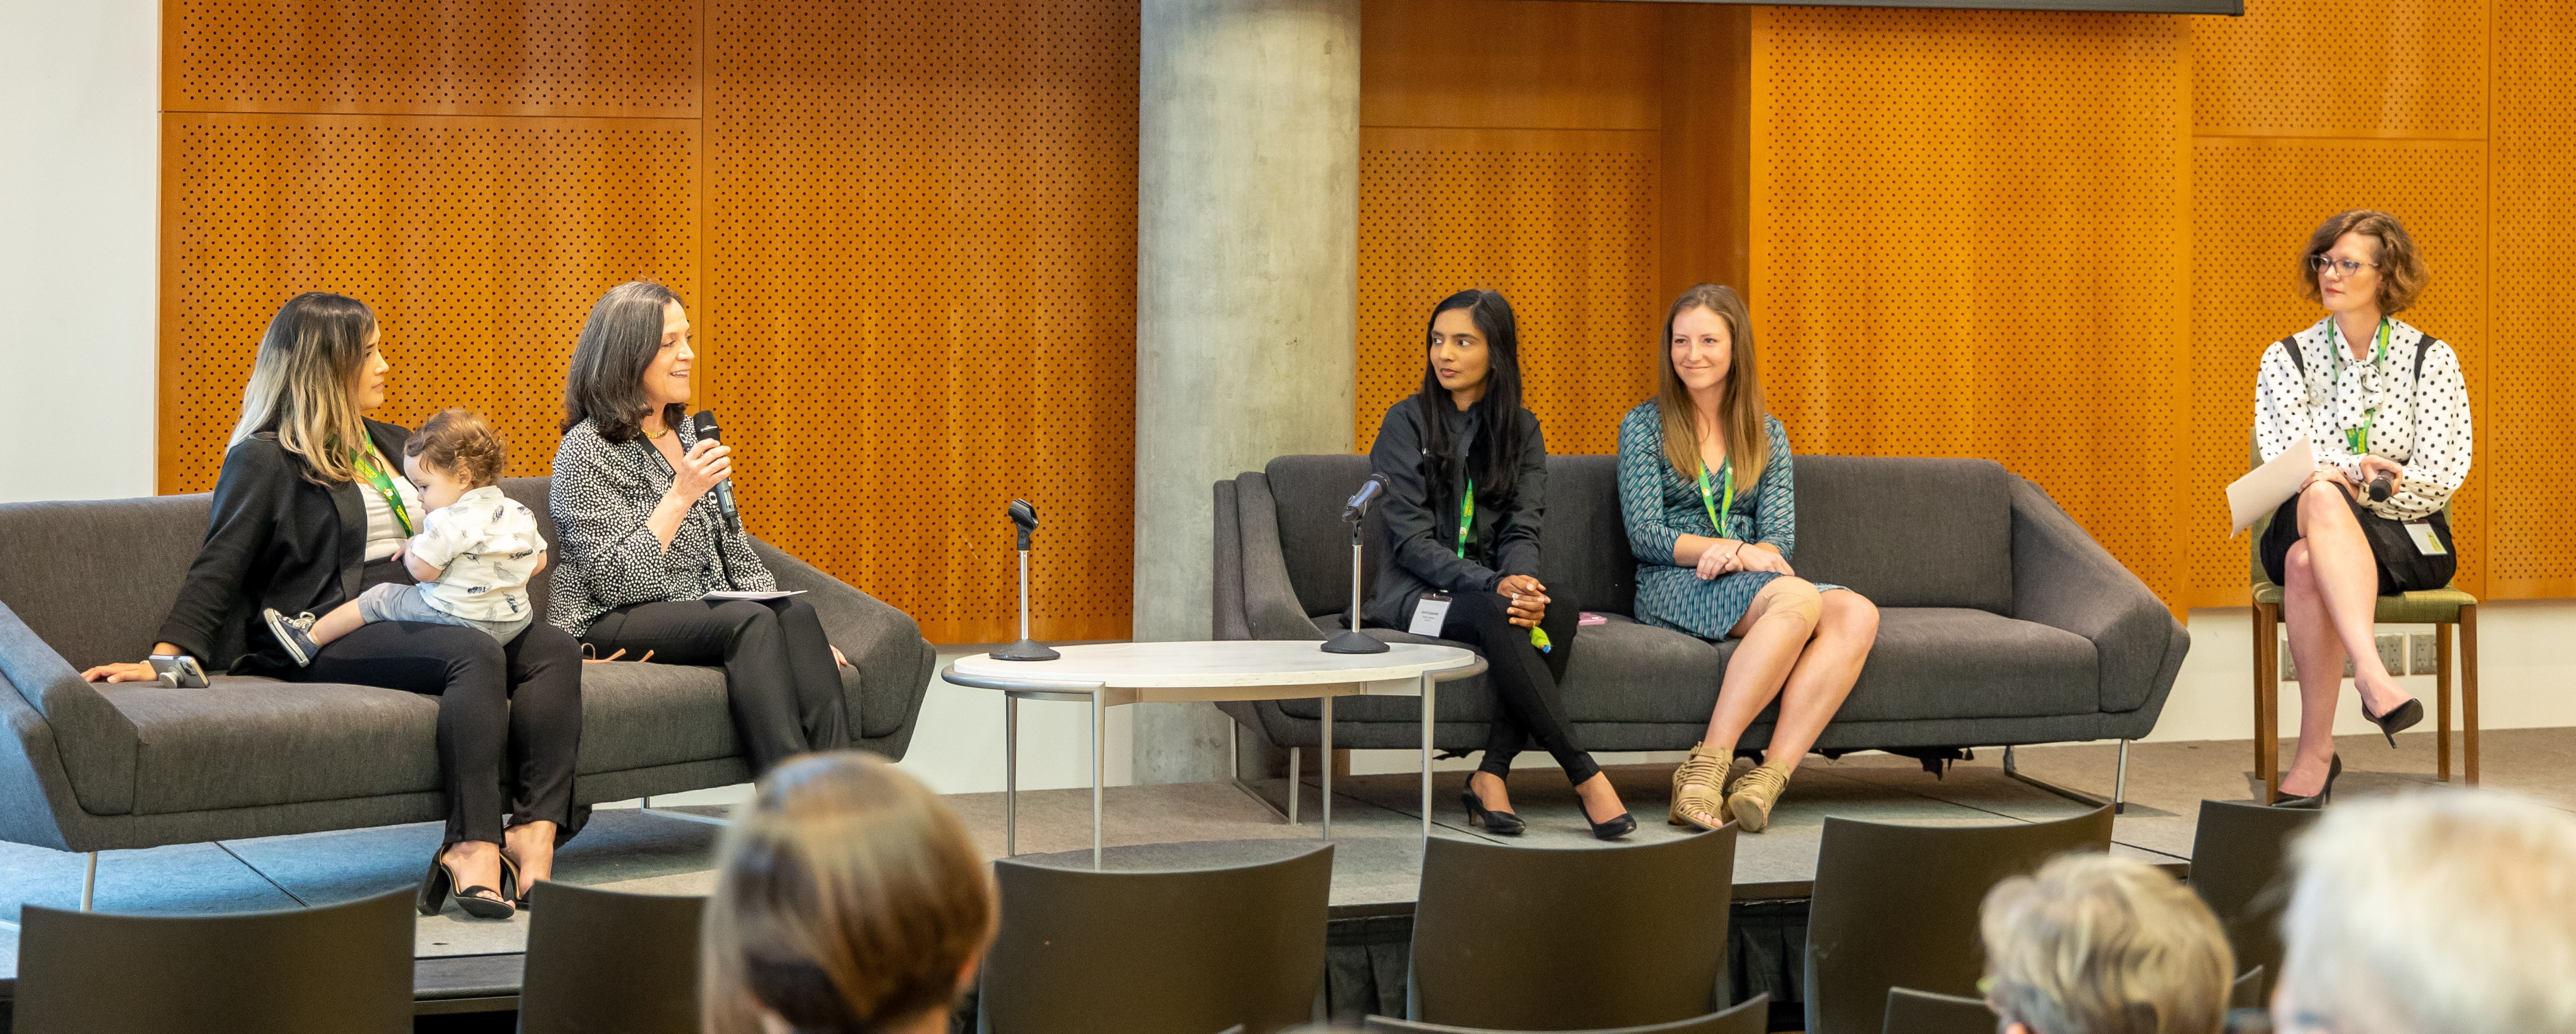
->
<box><xmin>1228</xmin><ymin>720</ymin><xmax>1292</xmax><ymax>823</ymax></box>
<box><xmin>2003</xmin><ymin>742</ymin><xmax>2129</xmax><ymax>816</ymax></box>
<box><xmin>639</xmin><ymin>794</ymin><xmax>731</xmax><ymax>827</ymax></box>
<box><xmin>1289</xmin><ymin>746</ymin><xmax>1301</xmax><ymax>825</ymax></box>
<box><xmin>83</xmin><ymin>850</ymin><xmax>97</xmax><ymax>911</ymax></box>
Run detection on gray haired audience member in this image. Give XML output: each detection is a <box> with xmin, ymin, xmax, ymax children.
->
<box><xmin>1980</xmin><ymin>853</ymin><xmax>2235</xmax><ymax>1034</ymax></box>
<box><xmin>2274</xmin><ymin>791</ymin><xmax>2576</xmax><ymax>1034</ymax></box>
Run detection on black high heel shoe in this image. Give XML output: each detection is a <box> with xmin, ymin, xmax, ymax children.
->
<box><xmin>2270</xmin><ymin>754</ymin><xmax>2341</xmax><ymax>809</ymax></box>
<box><xmin>1578</xmin><ymin>797</ymin><xmax>1637</xmax><ymax>841</ymax></box>
<box><xmin>2362</xmin><ymin>695</ymin><xmax>2425</xmax><ymax>748</ymax></box>
<box><xmin>419</xmin><ymin>847</ymin><xmax>515</xmax><ymax>920</ymax></box>
<box><xmin>497</xmin><ymin>850</ymin><xmax>529</xmax><ymax>912</ymax></box>
<box><xmin>1461</xmin><ymin>780</ymin><xmax>1525</xmax><ymax>836</ymax></box>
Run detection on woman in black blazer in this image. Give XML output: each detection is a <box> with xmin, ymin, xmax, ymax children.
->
<box><xmin>1365</xmin><ymin>289</ymin><xmax>1633</xmax><ymax>840</ymax></box>
<box><xmin>81</xmin><ymin>292</ymin><xmax>582</xmax><ymax>921</ymax></box>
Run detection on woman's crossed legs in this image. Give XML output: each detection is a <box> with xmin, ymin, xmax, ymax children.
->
<box><xmin>2278</xmin><ymin>480</ymin><xmax>2419</xmax><ymax>797</ymax></box>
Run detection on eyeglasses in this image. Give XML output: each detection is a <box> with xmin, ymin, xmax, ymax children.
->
<box><xmin>2310</xmin><ymin>255</ymin><xmax>2379</xmax><ymax>278</ymax></box>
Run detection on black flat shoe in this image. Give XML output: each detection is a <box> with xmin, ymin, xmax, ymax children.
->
<box><xmin>1461</xmin><ymin>785</ymin><xmax>1525</xmax><ymax>835</ymax></box>
<box><xmin>2363</xmin><ymin>696</ymin><xmax>2424</xmax><ymax>748</ymax></box>
<box><xmin>2270</xmin><ymin>754</ymin><xmax>2340</xmax><ymax>809</ymax></box>
<box><xmin>419</xmin><ymin>848</ymin><xmax>515</xmax><ymax>921</ymax></box>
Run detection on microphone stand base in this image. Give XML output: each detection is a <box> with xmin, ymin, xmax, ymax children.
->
<box><xmin>990</xmin><ymin>638</ymin><xmax>1062</xmax><ymax>662</ymax></box>
<box><xmin>1321</xmin><ymin>629</ymin><xmax>1389</xmax><ymax>654</ymax></box>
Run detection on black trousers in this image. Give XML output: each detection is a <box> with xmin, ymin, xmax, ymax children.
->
<box><xmin>1437</xmin><ymin>590</ymin><xmax>1598</xmax><ymax>784</ymax></box>
<box><xmin>296</xmin><ymin>620</ymin><xmax>586</xmax><ymax>847</ymax></box>
<box><xmin>581</xmin><ymin>597</ymin><xmax>850</xmax><ymax>773</ymax></box>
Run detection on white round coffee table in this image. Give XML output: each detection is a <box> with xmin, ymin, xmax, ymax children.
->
<box><xmin>942</xmin><ymin>640</ymin><xmax>1485</xmax><ymax>868</ymax></box>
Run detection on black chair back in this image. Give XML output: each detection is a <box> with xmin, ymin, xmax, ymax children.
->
<box><xmin>1365</xmin><ymin>994</ymin><xmax>1768</xmax><ymax>1033</ymax></box>
<box><xmin>1806</xmin><ymin>806</ymin><xmax>2115</xmax><ymax>1034</ymax></box>
<box><xmin>981</xmin><ymin>845</ymin><xmax>1333</xmax><ymax>1034</ymax></box>
<box><xmin>1410</xmin><ymin>826</ymin><xmax>1738</xmax><ymax>1030</ymax></box>
<box><xmin>517</xmin><ymin>882</ymin><xmax>709</xmax><ymax>1034</ymax></box>
<box><xmin>2191</xmin><ymin>800</ymin><xmax>2318</xmax><ymax>1004</ymax></box>
<box><xmin>1880</xmin><ymin>987</ymin><xmax>1996</xmax><ymax>1034</ymax></box>
<box><xmin>11</xmin><ymin>889</ymin><xmax>414</xmax><ymax>1034</ymax></box>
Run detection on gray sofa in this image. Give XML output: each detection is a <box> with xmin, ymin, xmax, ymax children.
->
<box><xmin>0</xmin><ymin>476</ymin><xmax>937</xmax><ymax>857</ymax></box>
<box><xmin>1213</xmin><ymin>455</ymin><xmax>2187</xmax><ymax>789</ymax></box>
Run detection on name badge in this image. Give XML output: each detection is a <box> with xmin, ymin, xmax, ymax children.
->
<box><xmin>2403</xmin><ymin>521</ymin><xmax>2447</xmax><ymax>556</ymax></box>
<box><xmin>1408</xmin><ymin>593</ymin><xmax>1452</xmax><ymax>637</ymax></box>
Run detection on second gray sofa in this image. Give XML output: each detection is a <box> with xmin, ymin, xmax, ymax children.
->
<box><xmin>1214</xmin><ymin>454</ymin><xmax>2187</xmax><ymax>784</ymax></box>
<box><xmin>0</xmin><ymin>476</ymin><xmax>936</xmax><ymax>857</ymax></box>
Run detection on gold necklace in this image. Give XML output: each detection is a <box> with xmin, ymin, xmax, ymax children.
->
<box><xmin>644</xmin><ymin>423</ymin><xmax>670</xmax><ymax>439</ymax></box>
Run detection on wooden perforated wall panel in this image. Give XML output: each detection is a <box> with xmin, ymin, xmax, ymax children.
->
<box><xmin>161</xmin><ymin>0</ymin><xmax>1139</xmax><ymax>642</ymax></box>
<box><xmin>1356</xmin><ymin>0</ymin><xmax>1668</xmax><ymax>459</ymax></box>
<box><xmin>704</xmin><ymin>0</ymin><xmax>1137</xmax><ymax>644</ymax></box>
<box><xmin>2487</xmin><ymin>0</ymin><xmax>2576</xmax><ymax>598</ymax></box>
<box><xmin>1748</xmin><ymin>7</ymin><xmax>2194</xmax><ymax>605</ymax></box>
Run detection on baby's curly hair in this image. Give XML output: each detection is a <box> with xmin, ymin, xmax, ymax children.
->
<box><xmin>403</xmin><ymin>408</ymin><xmax>509</xmax><ymax>488</ymax></box>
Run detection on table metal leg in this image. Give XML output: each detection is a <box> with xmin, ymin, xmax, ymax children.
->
<box><xmin>1091</xmin><ymin>688</ymin><xmax>1105</xmax><ymax>870</ymax></box>
<box><xmin>1420</xmin><ymin>670</ymin><xmax>1434</xmax><ymax>847</ymax></box>
<box><xmin>1321</xmin><ymin>695</ymin><xmax>1333</xmax><ymax>840</ymax></box>
<box><xmin>1005</xmin><ymin>694</ymin><xmax>1018</xmax><ymax>857</ymax></box>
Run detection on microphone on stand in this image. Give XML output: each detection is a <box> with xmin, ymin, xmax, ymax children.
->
<box><xmin>1323</xmin><ymin>474</ymin><xmax>1392</xmax><ymax>655</ymax></box>
<box><xmin>991</xmin><ymin>499</ymin><xmax>1060</xmax><ymax>662</ymax></box>
<box><xmin>688</xmin><ymin>411</ymin><xmax>743</xmax><ymax>533</ymax></box>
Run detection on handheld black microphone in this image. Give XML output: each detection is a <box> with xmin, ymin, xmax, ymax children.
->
<box><xmin>1343</xmin><ymin>474</ymin><xmax>1389</xmax><ymax>522</ymax></box>
<box><xmin>689</xmin><ymin>410</ymin><xmax>742</xmax><ymax>533</ymax></box>
<box><xmin>1008</xmin><ymin>499</ymin><xmax>1039</xmax><ymax>551</ymax></box>
<box><xmin>2367</xmin><ymin>475</ymin><xmax>2394</xmax><ymax>503</ymax></box>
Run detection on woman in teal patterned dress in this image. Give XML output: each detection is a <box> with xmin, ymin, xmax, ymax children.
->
<box><xmin>1616</xmin><ymin>283</ymin><xmax>1879</xmax><ymax>833</ymax></box>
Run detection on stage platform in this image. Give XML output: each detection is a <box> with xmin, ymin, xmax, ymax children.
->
<box><xmin>1</xmin><ymin>728</ymin><xmax>2568</xmax><ymax>1021</ymax></box>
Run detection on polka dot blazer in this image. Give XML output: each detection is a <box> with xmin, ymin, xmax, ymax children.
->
<box><xmin>2254</xmin><ymin>315</ymin><xmax>2473</xmax><ymax>522</ymax></box>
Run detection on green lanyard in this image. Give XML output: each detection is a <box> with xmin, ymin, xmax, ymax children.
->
<box><xmin>1696</xmin><ymin>458</ymin><xmax>1735</xmax><ymax>537</ymax></box>
<box><xmin>352</xmin><ymin>446</ymin><xmax>416</xmax><ymax>537</ymax></box>
<box><xmin>1457</xmin><ymin>476</ymin><xmax>1551</xmax><ymax>653</ymax></box>
<box><xmin>2327</xmin><ymin>317</ymin><xmax>2391</xmax><ymax>455</ymax></box>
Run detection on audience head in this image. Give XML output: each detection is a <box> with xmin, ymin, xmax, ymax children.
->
<box><xmin>231</xmin><ymin>291</ymin><xmax>387</xmax><ymax>484</ymax></box>
<box><xmin>2274</xmin><ymin>791</ymin><xmax>2576</xmax><ymax>1034</ymax></box>
<box><xmin>2301</xmin><ymin>209</ymin><xmax>2425</xmax><ymax>316</ymax></box>
<box><xmin>562</xmin><ymin>280</ymin><xmax>691</xmax><ymax>443</ymax></box>
<box><xmin>401</xmin><ymin>408</ymin><xmax>509</xmax><ymax>507</ymax></box>
<box><xmin>1417</xmin><ymin>288</ymin><xmax>1527</xmax><ymax>503</ymax></box>
<box><xmin>702</xmin><ymin>751</ymin><xmax>996</xmax><ymax>1034</ymax></box>
<box><xmin>1979</xmin><ymin>852</ymin><xmax>2233</xmax><ymax>1034</ymax></box>
<box><xmin>1654</xmin><ymin>283</ymin><xmax>1767</xmax><ymax>486</ymax></box>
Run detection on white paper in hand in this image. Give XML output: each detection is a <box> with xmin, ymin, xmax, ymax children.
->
<box><xmin>702</xmin><ymin>590</ymin><xmax>806</xmax><ymax>601</ymax></box>
<box><xmin>2228</xmin><ymin>439</ymin><xmax>2315</xmax><ymax>536</ymax></box>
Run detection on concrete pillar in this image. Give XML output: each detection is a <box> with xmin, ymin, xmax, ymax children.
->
<box><xmin>1131</xmin><ymin>0</ymin><xmax>1359</xmax><ymax>784</ymax></box>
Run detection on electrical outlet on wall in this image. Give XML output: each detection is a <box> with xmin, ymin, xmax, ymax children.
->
<box><xmin>2410</xmin><ymin>632</ymin><xmax>2437</xmax><ymax>675</ymax></box>
<box><xmin>2377</xmin><ymin>633</ymin><xmax>2405</xmax><ymax>675</ymax></box>
<box><xmin>2279</xmin><ymin>632</ymin><xmax>2416</xmax><ymax>681</ymax></box>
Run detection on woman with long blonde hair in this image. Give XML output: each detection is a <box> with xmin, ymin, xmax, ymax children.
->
<box><xmin>1615</xmin><ymin>284</ymin><xmax>1878</xmax><ymax>833</ymax></box>
<box><xmin>702</xmin><ymin>751</ymin><xmax>996</xmax><ymax>1034</ymax></box>
<box><xmin>80</xmin><ymin>291</ymin><xmax>586</xmax><ymax>921</ymax></box>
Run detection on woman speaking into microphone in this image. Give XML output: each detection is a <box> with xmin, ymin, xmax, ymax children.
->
<box><xmin>550</xmin><ymin>281</ymin><xmax>851</xmax><ymax>773</ymax></box>
<box><xmin>2254</xmin><ymin>210</ymin><xmax>2471</xmax><ymax>808</ymax></box>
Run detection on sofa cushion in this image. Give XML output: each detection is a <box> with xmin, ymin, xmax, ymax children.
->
<box><xmin>1264</xmin><ymin>455</ymin><xmax>1381</xmax><ymax>619</ymax></box>
<box><xmin>0</xmin><ymin>494</ymin><xmax>221</xmax><ymax>672</ymax></box>
<box><xmin>1538</xmin><ymin>457</ymin><xmax>1636</xmax><ymax>618</ymax></box>
<box><xmin>1829</xmin><ymin>607</ymin><xmax>2095</xmax><ymax>722</ymax></box>
<box><xmin>1791</xmin><ymin>457</ymin><xmax>2015</xmax><ymax>614</ymax></box>
<box><xmin>116</xmin><ymin>662</ymin><xmax>750</xmax><ymax>816</ymax></box>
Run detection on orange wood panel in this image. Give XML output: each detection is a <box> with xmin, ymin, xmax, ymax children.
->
<box><xmin>158</xmin><ymin>113</ymin><xmax>700</xmax><ymax>494</ymax></box>
<box><xmin>2190</xmin><ymin>0</ymin><xmax>2485</xmax><ymax>140</ymax></box>
<box><xmin>1660</xmin><ymin>4</ymin><xmax>1753</xmax><ymax>304</ymax></box>
<box><xmin>1360</xmin><ymin>0</ymin><xmax>1664</xmax><ymax>131</ymax></box>
<box><xmin>2486</xmin><ymin>0</ymin><xmax>2576</xmax><ymax>598</ymax></box>
<box><xmin>1749</xmin><ymin>6</ymin><xmax>2194</xmax><ymax>607</ymax></box>
<box><xmin>1357</xmin><ymin>127</ymin><xmax>1662</xmax><ymax>459</ymax></box>
<box><xmin>166</xmin><ymin>0</ymin><xmax>700</xmax><ymax>117</ymax></box>
<box><xmin>2183</xmin><ymin>138</ymin><xmax>2488</xmax><ymax>606</ymax></box>
<box><xmin>704</xmin><ymin>0</ymin><xmax>1138</xmax><ymax>645</ymax></box>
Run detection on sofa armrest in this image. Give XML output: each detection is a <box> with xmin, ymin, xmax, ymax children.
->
<box><xmin>0</xmin><ymin>599</ymin><xmax>137</xmax><ymax>816</ymax></box>
<box><xmin>2008</xmin><ymin>479</ymin><xmax>2189</xmax><ymax>714</ymax></box>
<box><xmin>751</xmin><ymin>539</ymin><xmax>938</xmax><ymax>755</ymax></box>
<box><xmin>1230</xmin><ymin>473</ymin><xmax>1324</xmax><ymax>642</ymax></box>
<box><xmin>1214</xmin><ymin>478</ymin><xmax>1250</xmax><ymax>640</ymax></box>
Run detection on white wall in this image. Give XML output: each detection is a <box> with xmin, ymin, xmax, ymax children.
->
<box><xmin>0</xmin><ymin>0</ymin><xmax>158</xmax><ymax>503</ymax></box>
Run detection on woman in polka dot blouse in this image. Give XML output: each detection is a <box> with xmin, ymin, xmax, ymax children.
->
<box><xmin>2253</xmin><ymin>210</ymin><xmax>2472</xmax><ymax>807</ymax></box>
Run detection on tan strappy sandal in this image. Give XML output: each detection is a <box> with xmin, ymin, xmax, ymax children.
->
<box><xmin>1726</xmin><ymin>763</ymin><xmax>1793</xmax><ymax>833</ymax></box>
<box><xmin>1668</xmin><ymin>743</ymin><xmax>1734</xmax><ymax>831</ymax></box>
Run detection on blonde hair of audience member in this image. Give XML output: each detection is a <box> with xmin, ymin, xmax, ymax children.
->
<box><xmin>2276</xmin><ymin>792</ymin><xmax>2576</xmax><ymax>1034</ymax></box>
<box><xmin>1980</xmin><ymin>853</ymin><xmax>2234</xmax><ymax>1034</ymax></box>
<box><xmin>702</xmin><ymin>752</ymin><xmax>996</xmax><ymax>1034</ymax></box>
